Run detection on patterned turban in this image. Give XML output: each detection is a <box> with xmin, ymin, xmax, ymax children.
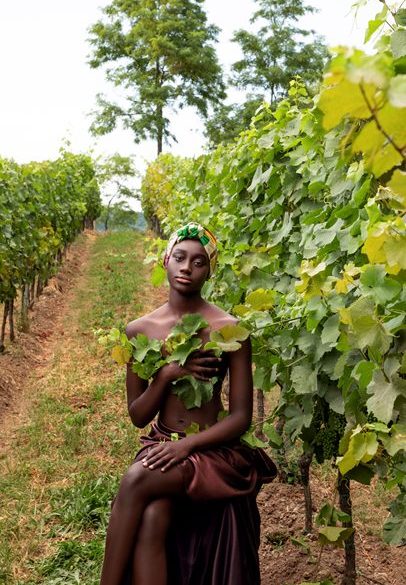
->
<box><xmin>163</xmin><ymin>222</ymin><xmax>218</xmax><ymax>276</ymax></box>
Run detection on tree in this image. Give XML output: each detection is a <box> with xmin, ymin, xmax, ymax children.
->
<box><xmin>96</xmin><ymin>154</ymin><xmax>137</xmax><ymax>231</ymax></box>
<box><xmin>232</xmin><ymin>0</ymin><xmax>328</xmax><ymax>103</ymax></box>
<box><xmin>204</xmin><ymin>96</ymin><xmax>264</xmax><ymax>148</ymax></box>
<box><xmin>88</xmin><ymin>0</ymin><xmax>225</xmax><ymax>155</ymax></box>
<box><xmin>205</xmin><ymin>0</ymin><xmax>328</xmax><ymax>145</ymax></box>
<box><xmin>98</xmin><ymin>201</ymin><xmax>146</xmax><ymax>231</ymax></box>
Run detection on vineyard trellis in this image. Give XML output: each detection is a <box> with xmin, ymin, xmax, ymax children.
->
<box><xmin>0</xmin><ymin>150</ymin><xmax>101</xmax><ymax>350</ymax></box>
<box><xmin>141</xmin><ymin>5</ymin><xmax>406</xmax><ymax>584</ymax></box>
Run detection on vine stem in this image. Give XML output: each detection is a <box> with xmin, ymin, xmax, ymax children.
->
<box><xmin>254</xmin><ymin>315</ymin><xmax>302</xmax><ymax>331</ymax></box>
<box><xmin>379</xmin><ymin>0</ymin><xmax>397</xmax><ymax>20</ymax></box>
<box><xmin>359</xmin><ymin>83</ymin><xmax>406</xmax><ymax>162</ymax></box>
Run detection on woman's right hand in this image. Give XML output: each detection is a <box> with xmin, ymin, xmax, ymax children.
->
<box><xmin>161</xmin><ymin>350</ymin><xmax>222</xmax><ymax>383</ymax></box>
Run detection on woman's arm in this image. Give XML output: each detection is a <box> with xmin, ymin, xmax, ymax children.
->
<box><xmin>126</xmin><ymin>364</ymin><xmax>170</xmax><ymax>428</ymax></box>
<box><xmin>126</xmin><ymin>345</ymin><xmax>222</xmax><ymax>428</ymax></box>
<box><xmin>142</xmin><ymin>337</ymin><xmax>253</xmax><ymax>470</ymax></box>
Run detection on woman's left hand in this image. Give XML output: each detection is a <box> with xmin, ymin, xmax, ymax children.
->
<box><xmin>142</xmin><ymin>439</ymin><xmax>192</xmax><ymax>472</ymax></box>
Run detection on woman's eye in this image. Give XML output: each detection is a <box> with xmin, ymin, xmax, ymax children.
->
<box><xmin>173</xmin><ymin>256</ymin><xmax>183</xmax><ymax>262</ymax></box>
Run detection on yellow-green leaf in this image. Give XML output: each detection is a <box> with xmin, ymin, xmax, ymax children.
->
<box><xmin>387</xmin><ymin>169</ymin><xmax>406</xmax><ymax>209</ymax></box>
<box><xmin>319</xmin><ymin>78</ymin><xmax>372</xmax><ymax>130</ymax></box>
<box><xmin>246</xmin><ymin>288</ymin><xmax>276</xmax><ymax>310</ymax></box>
<box><xmin>111</xmin><ymin>345</ymin><xmax>131</xmax><ymax>365</ymax></box>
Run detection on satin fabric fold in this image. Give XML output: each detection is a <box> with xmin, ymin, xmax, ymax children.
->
<box><xmin>121</xmin><ymin>420</ymin><xmax>277</xmax><ymax>585</ymax></box>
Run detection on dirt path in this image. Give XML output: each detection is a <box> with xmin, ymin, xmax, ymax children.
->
<box><xmin>0</xmin><ymin>232</ymin><xmax>95</xmax><ymax>451</ymax></box>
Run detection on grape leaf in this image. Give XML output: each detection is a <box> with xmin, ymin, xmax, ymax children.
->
<box><xmin>388</xmin><ymin>75</ymin><xmax>406</xmax><ymax>108</ymax></box>
<box><xmin>318</xmin><ymin>526</ymin><xmax>354</xmax><ymax>547</ymax></box>
<box><xmin>366</xmin><ymin>371</ymin><xmax>405</xmax><ymax>423</ymax></box>
<box><xmin>359</xmin><ymin>264</ymin><xmax>401</xmax><ymax>304</ymax></box>
<box><xmin>263</xmin><ymin>422</ymin><xmax>283</xmax><ymax>448</ymax></box>
<box><xmin>184</xmin><ymin>421</ymin><xmax>200</xmax><ymax>435</ymax></box>
<box><xmin>240</xmin><ymin>425</ymin><xmax>268</xmax><ymax>448</ymax></box>
<box><xmin>171</xmin><ymin>376</ymin><xmax>214</xmax><ymax>409</ymax></box>
<box><xmin>364</xmin><ymin>6</ymin><xmax>388</xmax><ymax>43</ymax></box>
<box><xmin>245</xmin><ymin>288</ymin><xmax>276</xmax><ymax>310</ymax></box>
<box><xmin>111</xmin><ymin>345</ymin><xmax>131</xmax><ymax>366</ymax></box>
<box><xmin>346</xmin><ymin>464</ymin><xmax>374</xmax><ymax>485</ymax></box>
<box><xmin>387</xmin><ymin>169</ymin><xmax>406</xmax><ymax>208</ymax></box>
<box><xmin>380</xmin><ymin>424</ymin><xmax>406</xmax><ymax>456</ymax></box>
<box><xmin>166</xmin><ymin>337</ymin><xmax>202</xmax><ymax>365</ymax></box>
<box><xmin>391</xmin><ymin>30</ymin><xmax>406</xmax><ymax>60</ymax></box>
<box><xmin>291</xmin><ymin>362</ymin><xmax>318</xmax><ymax>395</ymax></box>
<box><xmin>205</xmin><ymin>323</ymin><xmax>250</xmax><ymax>352</ymax></box>
<box><xmin>321</xmin><ymin>314</ymin><xmax>340</xmax><ymax>347</ymax></box>
<box><xmin>169</xmin><ymin>313</ymin><xmax>209</xmax><ymax>338</ymax></box>
<box><xmin>337</xmin><ymin>430</ymin><xmax>378</xmax><ymax>474</ymax></box>
<box><xmin>383</xmin><ymin>492</ymin><xmax>406</xmax><ymax>545</ymax></box>
<box><xmin>130</xmin><ymin>334</ymin><xmax>163</xmax><ymax>362</ymax></box>
<box><xmin>339</xmin><ymin>297</ymin><xmax>391</xmax><ymax>353</ymax></box>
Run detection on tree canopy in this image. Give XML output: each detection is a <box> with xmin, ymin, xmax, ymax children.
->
<box><xmin>88</xmin><ymin>0</ymin><xmax>225</xmax><ymax>154</ymax></box>
<box><xmin>205</xmin><ymin>0</ymin><xmax>328</xmax><ymax>146</ymax></box>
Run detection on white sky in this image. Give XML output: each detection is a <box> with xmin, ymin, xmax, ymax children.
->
<box><xmin>0</xmin><ymin>0</ymin><xmax>382</xmax><ymax>207</ymax></box>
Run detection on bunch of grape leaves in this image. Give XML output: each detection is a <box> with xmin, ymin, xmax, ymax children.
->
<box><xmin>98</xmin><ymin>313</ymin><xmax>249</xmax><ymax>409</ymax></box>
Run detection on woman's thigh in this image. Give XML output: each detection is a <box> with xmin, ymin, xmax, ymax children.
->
<box><xmin>116</xmin><ymin>460</ymin><xmax>185</xmax><ymax>504</ymax></box>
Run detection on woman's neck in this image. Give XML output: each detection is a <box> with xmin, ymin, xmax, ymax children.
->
<box><xmin>167</xmin><ymin>289</ymin><xmax>206</xmax><ymax>317</ymax></box>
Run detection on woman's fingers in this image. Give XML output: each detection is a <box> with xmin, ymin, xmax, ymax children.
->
<box><xmin>191</xmin><ymin>356</ymin><xmax>221</xmax><ymax>366</ymax></box>
<box><xmin>143</xmin><ymin>450</ymin><xmax>171</xmax><ymax>468</ymax></box>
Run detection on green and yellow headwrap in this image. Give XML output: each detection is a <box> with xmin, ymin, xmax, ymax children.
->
<box><xmin>163</xmin><ymin>222</ymin><xmax>218</xmax><ymax>276</ymax></box>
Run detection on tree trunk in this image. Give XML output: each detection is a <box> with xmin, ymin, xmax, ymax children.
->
<box><xmin>9</xmin><ymin>298</ymin><xmax>15</xmax><ymax>341</ymax></box>
<box><xmin>155</xmin><ymin>58</ymin><xmax>163</xmax><ymax>155</ymax></box>
<box><xmin>274</xmin><ymin>416</ymin><xmax>289</xmax><ymax>483</ymax></box>
<box><xmin>299</xmin><ymin>451</ymin><xmax>314</xmax><ymax>533</ymax></box>
<box><xmin>157</xmin><ymin>104</ymin><xmax>163</xmax><ymax>155</ymax></box>
<box><xmin>29</xmin><ymin>279</ymin><xmax>36</xmax><ymax>309</ymax></box>
<box><xmin>338</xmin><ymin>471</ymin><xmax>356</xmax><ymax>585</ymax></box>
<box><xmin>37</xmin><ymin>277</ymin><xmax>43</xmax><ymax>298</ymax></box>
<box><xmin>256</xmin><ymin>388</ymin><xmax>266</xmax><ymax>441</ymax></box>
<box><xmin>0</xmin><ymin>300</ymin><xmax>9</xmax><ymax>352</ymax></box>
<box><xmin>18</xmin><ymin>285</ymin><xmax>30</xmax><ymax>332</ymax></box>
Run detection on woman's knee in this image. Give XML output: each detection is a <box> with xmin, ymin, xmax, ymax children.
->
<box><xmin>137</xmin><ymin>499</ymin><xmax>172</xmax><ymax>545</ymax></box>
<box><xmin>116</xmin><ymin>462</ymin><xmax>150</xmax><ymax>502</ymax></box>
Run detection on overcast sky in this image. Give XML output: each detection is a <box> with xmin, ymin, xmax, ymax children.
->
<box><xmin>0</xmin><ymin>0</ymin><xmax>382</xmax><ymax>205</ymax></box>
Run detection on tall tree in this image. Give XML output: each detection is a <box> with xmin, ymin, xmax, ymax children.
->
<box><xmin>205</xmin><ymin>0</ymin><xmax>328</xmax><ymax>146</ymax></box>
<box><xmin>88</xmin><ymin>0</ymin><xmax>225</xmax><ymax>154</ymax></box>
<box><xmin>96</xmin><ymin>153</ymin><xmax>137</xmax><ymax>231</ymax></box>
<box><xmin>232</xmin><ymin>0</ymin><xmax>327</xmax><ymax>104</ymax></box>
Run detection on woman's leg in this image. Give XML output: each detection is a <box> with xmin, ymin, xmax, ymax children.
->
<box><xmin>100</xmin><ymin>461</ymin><xmax>184</xmax><ymax>585</ymax></box>
<box><xmin>132</xmin><ymin>498</ymin><xmax>173</xmax><ymax>585</ymax></box>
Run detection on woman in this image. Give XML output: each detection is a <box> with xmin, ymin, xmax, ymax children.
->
<box><xmin>100</xmin><ymin>223</ymin><xmax>276</xmax><ymax>585</ymax></box>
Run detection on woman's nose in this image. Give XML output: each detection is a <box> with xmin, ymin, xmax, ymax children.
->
<box><xmin>180</xmin><ymin>261</ymin><xmax>192</xmax><ymax>273</ymax></box>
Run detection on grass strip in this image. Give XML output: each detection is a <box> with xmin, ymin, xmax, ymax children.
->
<box><xmin>0</xmin><ymin>231</ymin><xmax>149</xmax><ymax>584</ymax></box>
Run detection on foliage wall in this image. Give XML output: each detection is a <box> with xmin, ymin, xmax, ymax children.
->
<box><xmin>141</xmin><ymin>7</ymin><xmax>406</xmax><ymax>547</ymax></box>
<box><xmin>0</xmin><ymin>151</ymin><xmax>101</xmax><ymax>303</ymax></box>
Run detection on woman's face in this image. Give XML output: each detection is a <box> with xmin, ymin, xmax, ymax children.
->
<box><xmin>166</xmin><ymin>239</ymin><xmax>210</xmax><ymax>293</ymax></box>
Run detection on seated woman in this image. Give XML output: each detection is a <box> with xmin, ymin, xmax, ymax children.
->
<box><xmin>99</xmin><ymin>223</ymin><xmax>276</xmax><ymax>585</ymax></box>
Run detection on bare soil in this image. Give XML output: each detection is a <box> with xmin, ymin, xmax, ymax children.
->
<box><xmin>0</xmin><ymin>232</ymin><xmax>404</xmax><ymax>585</ymax></box>
<box><xmin>258</xmin><ymin>479</ymin><xmax>405</xmax><ymax>585</ymax></box>
<box><xmin>0</xmin><ymin>232</ymin><xmax>94</xmax><ymax>447</ymax></box>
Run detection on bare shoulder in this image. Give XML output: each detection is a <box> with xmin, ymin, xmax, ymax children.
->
<box><xmin>204</xmin><ymin>302</ymin><xmax>239</xmax><ymax>331</ymax></box>
<box><xmin>125</xmin><ymin>304</ymin><xmax>168</xmax><ymax>339</ymax></box>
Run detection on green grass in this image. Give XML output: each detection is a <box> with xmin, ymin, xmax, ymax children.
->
<box><xmin>0</xmin><ymin>231</ymin><xmax>151</xmax><ymax>584</ymax></box>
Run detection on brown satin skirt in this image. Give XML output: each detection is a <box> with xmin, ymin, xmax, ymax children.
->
<box><xmin>122</xmin><ymin>420</ymin><xmax>277</xmax><ymax>585</ymax></box>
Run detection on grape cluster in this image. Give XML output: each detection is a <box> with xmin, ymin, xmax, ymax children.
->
<box><xmin>310</xmin><ymin>398</ymin><xmax>347</xmax><ymax>464</ymax></box>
